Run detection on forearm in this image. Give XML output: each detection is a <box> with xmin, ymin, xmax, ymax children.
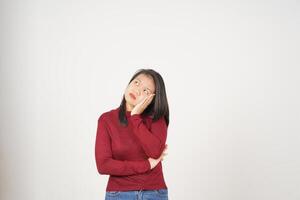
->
<box><xmin>130</xmin><ymin>115</ymin><xmax>167</xmax><ymax>159</ymax></box>
<box><xmin>95</xmin><ymin>115</ymin><xmax>151</xmax><ymax>176</ymax></box>
<box><xmin>95</xmin><ymin>157</ymin><xmax>151</xmax><ymax>176</ymax></box>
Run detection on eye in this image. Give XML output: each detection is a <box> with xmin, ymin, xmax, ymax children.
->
<box><xmin>143</xmin><ymin>89</ymin><xmax>149</xmax><ymax>95</ymax></box>
<box><xmin>134</xmin><ymin>80</ymin><xmax>139</xmax><ymax>85</ymax></box>
<box><xmin>143</xmin><ymin>89</ymin><xmax>151</xmax><ymax>95</ymax></box>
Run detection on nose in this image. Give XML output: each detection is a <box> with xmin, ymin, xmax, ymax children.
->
<box><xmin>135</xmin><ymin>89</ymin><xmax>141</xmax><ymax>96</ymax></box>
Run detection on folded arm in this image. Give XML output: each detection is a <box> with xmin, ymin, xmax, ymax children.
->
<box><xmin>129</xmin><ymin>114</ymin><xmax>168</xmax><ymax>159</ymax></box>
<box><xmin>95</xmin><ymin>115</ymin><xmax>151</xmax><ymax>176</ymax></box>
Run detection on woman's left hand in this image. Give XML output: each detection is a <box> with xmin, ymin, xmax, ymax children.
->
<box><xmin>131</xmin><ymin>94</ymin><xmax>155</xmax><ymax>115</ymax></box>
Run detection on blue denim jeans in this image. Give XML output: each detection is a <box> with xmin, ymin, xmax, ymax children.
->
<box><xmin>105</xmin><ymin>189</ymin><xmax>168</xmax><ymax>200</ymax></box>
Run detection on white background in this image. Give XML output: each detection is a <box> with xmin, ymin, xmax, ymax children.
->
<box><xmin>1</xmin><ymin>1</ymin><xmax>299</xmax><ymax>200</ymax></box>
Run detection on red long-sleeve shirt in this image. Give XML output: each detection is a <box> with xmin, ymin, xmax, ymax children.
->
<box><xmin>95</xmin><ymin>107</ymin><xmax>168</xmax><ymax>191</ymax></box>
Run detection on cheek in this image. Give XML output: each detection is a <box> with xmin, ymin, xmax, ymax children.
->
<box><xmin>125</xmin><ymin>86</ymin><xmax>132</xmax><ymax>97</ymax></box>
<box><xmin>124</xmin><ymin>89</ymin><xmax>131</xmax><ymax>102</ymax></box>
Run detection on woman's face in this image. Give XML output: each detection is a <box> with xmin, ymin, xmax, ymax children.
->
<box><xmin>125</xmin><ymin>73</ymin><xmax>156</xmax><ymax>109</ymax></box>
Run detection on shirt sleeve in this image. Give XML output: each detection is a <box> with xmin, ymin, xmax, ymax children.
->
<box><xmin>95</xmin><ymin>115</ymin><xmax>151</xmax><ymax>176</ymax></box>
<box><xmin>129</xmin><ymin>114</ymin><xmax>168</xmax><ymax>159</ymax></box>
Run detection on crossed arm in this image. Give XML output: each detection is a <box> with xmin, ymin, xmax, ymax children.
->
<box><xmin>129</xmin><ymin>114</ymin><xmax>168</xmax><ymax>159</ymax></box>
<box><xmin>94</xmin><ymin>115</ymin><xmax>167</xmax><ymax>176</ymax></box>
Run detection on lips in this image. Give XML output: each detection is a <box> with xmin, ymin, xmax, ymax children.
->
<box><xmin>129</xmin><ymin>93</ymin><xmax>136</xmax><ymax>100</ymax></box>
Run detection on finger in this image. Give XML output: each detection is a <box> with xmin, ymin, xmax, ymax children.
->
<box><xmin>159</xmin><ymin>152</ymin><xmax>167</xmax><ymax>160</ymax></box>
<box><xmin>150</xmin><ymin>94</ymin><xmax>155</xmax><ymax>98</ymax></box>
<box><xmin>140</xmin><ymin>96</ymin><xmax>152</xmax><ymax>109</ymax></box>
<box><xmin>136</xmin><ymin>97</ymin><xmax>148</xmax><ymax>110</ymax></box>
<box><xmin>141</xmin><ymin>96</ymin><xmax>150</xmax><ymax>106</ymax></box>
<box><xmin>141</xmin><ymin>94</ymin><xmax>154</xmax><ymax>104</ymax></box>
<box><xmin>149</xmin><ymin>94</ymin><xmax>155</xmax><ymax>101</ymax></box>
<box><xmin>159</xmin><ymin>153</ymin><xmax>164</xmax><ymax>160</ymax></box>
<box><xmin>145</xmin><ymin>95</ymin><xmax>155</xmax><ymax>107</ymax></box>
<box><xmin>160</xmin><ymin>153</ymin><xmax>167</xmax><ymax>161</ymax></box>
<box><xmin>145</xmin><ymin>95</ymin><xmax>154</xmax><ymax>103</ymax></box>
<box><xmin>141</xmin><ymin>98</ymin><xmax>149</xmax><ymax>108</ymax></box>
<box><xmin>145</xmin><ymin>94</ymin><xmax>155</xmax><ymax>103</ymax></box>
<box><xmin>139</xmin><ymin>96</ymin><xmax>148</xmax><ymax>106</ymax></box>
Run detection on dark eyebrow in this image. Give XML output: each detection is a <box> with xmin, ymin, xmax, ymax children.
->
<box><xmin>136</xmin><ymin>78</ymin><xmax>153</xmax><ymax>93</ymax></box>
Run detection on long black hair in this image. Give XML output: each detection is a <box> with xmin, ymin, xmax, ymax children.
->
<box><xmin>119</xmin><ymin>69</ymin><xmax>169</xmax><ymax>127</ymax></box>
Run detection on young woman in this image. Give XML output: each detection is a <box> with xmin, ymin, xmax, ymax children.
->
<box><xmin>95</xmin><ymin>69</ymin><xmax>169</xmax><ymax>200</ymax></box>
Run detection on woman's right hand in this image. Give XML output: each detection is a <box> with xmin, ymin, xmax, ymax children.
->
<box><xmin>148</xmin><ymin>144</ymin><xmax>168</xmax><ymax>169</ymax></box>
